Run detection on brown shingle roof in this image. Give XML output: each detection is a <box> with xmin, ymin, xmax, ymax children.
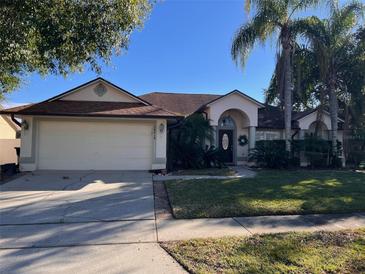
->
<box><xmin>0</xmin><ymin>101</ymin><xmax>182</xmax><ymax>118</ymax></box>
<box><xmin>258</xmin><ymin>106</ymin><xmax>300</xmax><ymax>129</ymax></box>
<box><xmin>140</xmin><ymin>92</ymin><xmax>221</xmax><ymax>116</ymax></box>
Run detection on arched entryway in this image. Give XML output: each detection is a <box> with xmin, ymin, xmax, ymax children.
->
<box><xmin>217</xmin><ymin>109</ymin><xmax>250</xmax><ymax>165</ymax></box>
<box><xmin>308</xmin><ymin>121</ymin><xmax>329</xmax><ymax>140</ymax></box>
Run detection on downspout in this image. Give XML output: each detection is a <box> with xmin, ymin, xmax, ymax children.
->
<box><xmin>11</xmin><ymin>114</ymin><xmax>21</xmax><ymax>127</ymax></box>
<box><xmin>292</xmin><ymin>129</ymin><xmax>299</xmax><ymax>139</ymax></box>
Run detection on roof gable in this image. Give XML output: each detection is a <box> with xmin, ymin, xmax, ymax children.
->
<box><xmin>206</xmin><ymin>90</ymin><xmax>264</xmax><ymax>108</ymax></box>
<box><xmin>48</xmin><ymin>78</ymin><xmax>150</xmax><ymax>105</ymax></box>
<box><xmin>295</xmin><ymin>109</ymin><xmax>344</xmax><ymax>122</ymax></box>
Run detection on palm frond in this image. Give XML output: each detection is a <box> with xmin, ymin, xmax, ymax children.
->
<box><xmin>290</xmin><ymin>16</ymin><xmax>327</xmax><ymax>44</ymax></box>
<box><xmin>330</xmin><ymin>1</ymin><xmax>364</xmax><ymax>37</ymax></box>
<box><xmin>231</xmin><ymin>9</ymin><xmax>279</xmax><ymax>67</ymax></box>
<box><xmin>287</xmin><ymin>0</ymin><xmax>321</xmax><ymax>18</ymax></box>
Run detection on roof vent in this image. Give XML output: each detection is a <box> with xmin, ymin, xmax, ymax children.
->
<box><xmin>94</xmin><ymin>83</ymin><xmax>107</xmax><ymax>97</ymax></box>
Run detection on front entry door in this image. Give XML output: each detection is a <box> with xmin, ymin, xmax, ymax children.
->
<box><xmin>219</xmin><ymin>130</ymin><xmax>234</xmax><ymax>163</ymax></box>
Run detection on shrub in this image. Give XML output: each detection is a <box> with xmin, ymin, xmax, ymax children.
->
<box><xmin>249</xmin><ymin>140</ymin><xmax>290</xmax><ymax>169</ymax></box>
<box><xmin>168</xmin><ymin>113</ymin><xmax>224</xmax><ymax>170</ymax></box>
<box><xmin>345</xmin><ymin>131</ymin><xmax>365</xmax><ymax>168</ymax></box>
<box><xmin>250</xmin><ymin>138</ymin><xmax>342</xmax><ymax>169</ymax></box>
<box><xmin>294</xmin><ymin>137</ymin><xmax>343</xmax><ymax>168</ymax></box>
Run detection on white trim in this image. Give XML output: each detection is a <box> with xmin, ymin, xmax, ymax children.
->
<box><xmin>206</xmin><ymin>90</ymin><xmax>264</xmax><ymax>108</ymax></box>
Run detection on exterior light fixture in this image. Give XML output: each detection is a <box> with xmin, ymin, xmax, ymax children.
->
<box><xmin>21</xmin><ymin>120</ymin><xmax>29</xmax><ymax>130</ymax></box>
<box><xmin>159</xmin><ymin>123</ymin><xmax>165</xmax><ymax>133</ymax></box>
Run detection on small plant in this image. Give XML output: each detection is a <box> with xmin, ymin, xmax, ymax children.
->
<box><xmin>203</xmin><ymin>145</ymin><xmax>224</xmax><ymax>168</ymax></box>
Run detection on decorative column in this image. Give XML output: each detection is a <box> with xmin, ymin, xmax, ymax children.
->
<box><xmin>249</xmin><ymin>126</ymin><xmax>256</xmax><ymax>149</ymax></box>
<box><xmin>299</xmin><ymin>129</ymin><xmax>305</xmax><ymax>140</ymax></box>
<box><xmin>212</xmin><ymin>126</ymin><xmax>218</xmax><ymax>148</ymax></box>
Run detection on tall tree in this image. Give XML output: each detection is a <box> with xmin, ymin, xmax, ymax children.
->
<box><xmin>231</xmin><ymin>0</ymin><xmax>321</xmax><ymax>151</ymax></box>
<box><xmin>0</xmin><ymin>0</ymin><xmax>152</xmax><ymax>96</ymax></box>
<box><xmin>265</xmin><ymin>44</ymin><xmax>321</xmax><ymax>111</ymax></box>
<box><xmin>295</xmin><ymin>1</ymin><xmax>364</xmax><ymax>155</ymax></box>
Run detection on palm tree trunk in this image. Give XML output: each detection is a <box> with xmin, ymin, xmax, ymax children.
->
<box><xmin>315</xmin><ymin>86</ymin><xmax>325</xmax><ymax>137</ymax></box>
<box><xmin>283</xmin><ymin>46</ymin><xmax>293</xmax><ymax>152</ymax></box>
<box><xmin>328</xmin><ymin>79</ymin><xmax>338</xmax><ymax>155</ymax></box>
<box><xmin>343</xmin><ymin>103</ymin><xmax>349</xmax><ymax>162</ymax></box>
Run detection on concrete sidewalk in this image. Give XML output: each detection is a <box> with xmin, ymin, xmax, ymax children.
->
<box><xmin>156</xmin><ymin>212</ymin><xmax>365</xmax><ymax>241</ymax></box>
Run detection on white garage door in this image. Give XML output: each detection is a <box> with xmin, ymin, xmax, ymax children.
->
<box><xmin>37</xmin><ymin>120</ymin><xmax>153</xmax><ymax>170</ymax></box>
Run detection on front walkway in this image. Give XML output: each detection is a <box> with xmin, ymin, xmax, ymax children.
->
<box><xmin>153</xmin><ymin>166</ymin><xmax>256</xmax><ymax>181</ymax></box>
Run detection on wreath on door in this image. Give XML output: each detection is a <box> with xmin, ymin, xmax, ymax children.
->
<box><xmin>238</xmin><ymin>135</ymin><xmax>248</xmax><ymax>146</ymax></box>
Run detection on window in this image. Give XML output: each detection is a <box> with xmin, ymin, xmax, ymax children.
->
<box><xmin>256</xmin><ymin>131</ymin><xmax>265</xmax><ymax>141</ymax></box>
<box><xmin>219</xmin><ymin>116</ymin><xmax>235</xmax><ymax>128</ymax></box>
<box><xmin>266</xmin><ymin>132</ymin><xmax>280</xmax><ymax>140</ymax></box>
<box><xmin>256</xmin><ymin>131</ymin><xmax>280</xmax><ymax>140</ymax></box>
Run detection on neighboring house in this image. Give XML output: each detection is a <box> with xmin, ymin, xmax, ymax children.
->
<box><xmin>0</xmin><ymin>78</ymin><xmax>344</xmax><ymax>171</ymax></box>
<box><xmin>0</xmin><ymin>104</ymin><xmax>21</xmax><ymax>165</ymax></box>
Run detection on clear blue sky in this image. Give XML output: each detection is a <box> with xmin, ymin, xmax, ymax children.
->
<box><xmin>4</xmin><ymin>0</ymin><xmax>339</xmax><ymax>105</ymax></box>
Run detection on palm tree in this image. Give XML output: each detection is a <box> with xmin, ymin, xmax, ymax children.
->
<box><xmin>232</xmin><ymin>0</ymin><xmax>321</xmax><ymax>152</ymax></box>
<box><xmin>295</xmin><ymin>1</ymin><xmax>364</xmax><ymax>155</ymax></box>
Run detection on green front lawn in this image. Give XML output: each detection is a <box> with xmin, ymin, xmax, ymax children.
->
<box><xmin>170</xmin><ymin>167</ymin><xmax>236</xmax><ymax>176</ymax></box>
<box><xmin>165</xmin><ymin>170</ymin><xmax>365</xmax><ymax>218</ymax></box>
<box><xmin>162</xmin><ymin>229</ymin><xmax>365</xmax><ymax>274</ymax></box>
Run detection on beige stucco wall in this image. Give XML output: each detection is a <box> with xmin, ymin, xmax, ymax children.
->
<box><xmin>0</xmin><ymin>139</ymin><xmax>20</xmax><ymax>165</ymax></box>
<box><xmin>60</xmin><ymin>81</ymin><xmax>139</xmax><ymax>103</ymax></box>
<box><xmin>18</xmin><ymin>116</ymin><xmax>167</xmax><ymax>171</ymax></box>
<box><xmin>0</xmin><ymin>114</ymin><xmax>20</xmax><ymax>164</ymax></box>
<box><xmin>298</xmin><ymin>110</ymin><xmax>332</xmax><ymax>130</ymax></box>
<box><xmin>0</xmin><ymin>115</ymin><xmax>17</xmax><ymax>139</ymax></box>
<box><xmin>206</xmin><ymin>92</ymin><xmax>260</xmax><ymax>127</ymax></box>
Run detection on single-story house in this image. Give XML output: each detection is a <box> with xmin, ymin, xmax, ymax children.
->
<box><xmin>0</xmin><ymin>77</ymin><xmax>344</xmax><ymax>171</ymax></box>
<box><xmin>0</xmin><ymin>104</ymin><xmax>21</xmax><ymax>165</ymax></box>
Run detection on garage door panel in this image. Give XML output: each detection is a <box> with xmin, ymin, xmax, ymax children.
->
<box><xmin>37</xmin><ymin>120</ymin><xmax>153</xmax><ymax>170</ymax></box>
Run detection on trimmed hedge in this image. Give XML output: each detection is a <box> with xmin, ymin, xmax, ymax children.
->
<box><xmin>250</xmin><ymin>138</ymin><xmax>342</xmax><ymax>169</ymax></box>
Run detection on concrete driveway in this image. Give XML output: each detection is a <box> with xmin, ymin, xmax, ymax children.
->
<box><xmin>0</xmin><ymin>171</ymin><xmax>185</xmax><ymax>273</ymax></box>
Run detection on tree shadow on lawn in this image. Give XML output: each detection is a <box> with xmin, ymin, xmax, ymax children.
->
<box><xmin>166</xmin><ymin>171</ymin><xmax>365</xmax><ymax>218</ymax></box>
